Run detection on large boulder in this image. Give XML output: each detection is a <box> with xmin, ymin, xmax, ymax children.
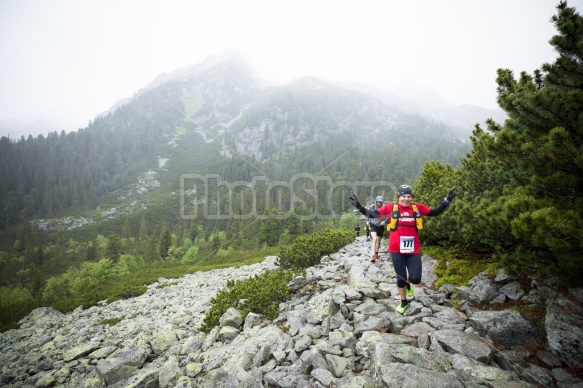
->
<box><xmin>545</xmin><ymin>295</ymin><xmax>583</xmax><ymax>368</ymax></box>
<box><xmin>96</xmin><ymin>345</ymin><xmax>151</xmax><ymax>385</ymax></box>
<box><xmin>431</xmin><ymin>329</ymin><xmax>495</xmax><ymax>364</ymax></box>
<box><xmin>468</xmin><ymin>309</ymin><xmax>545</xmax><ymax>348</ymax></box>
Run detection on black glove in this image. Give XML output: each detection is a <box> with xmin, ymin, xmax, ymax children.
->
<box><xmin>443</xmin><ymin>189</ymin><xmax>456</xmax><ymax>205</ymax></box>
<box><xmin>349</xmin><ymin>194</ymin><xmax>362</xmax><ymax>210</ymax></box>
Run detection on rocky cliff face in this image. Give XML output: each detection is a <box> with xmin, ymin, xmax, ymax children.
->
<box><xmin>1</xmin><ymin>239</ymin><xmax>582</xmax><ymax>387</ymax></box>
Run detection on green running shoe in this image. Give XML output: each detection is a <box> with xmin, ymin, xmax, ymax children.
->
<box><xmin>406</xmin><ymin>284</ymin><xmax>414</xmax><ymax>297</ymax></box>
<box><xmin>395</xmin><ymin>302</ymin><xmax>409</xmax><ymax>315</ymax></box>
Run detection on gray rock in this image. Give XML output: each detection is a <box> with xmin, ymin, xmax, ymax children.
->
<box><xmin>494</xmin><ymin>269</ymin><xmax>517</xmax><ymax>284</ymax></box>
<box><xmin>421</xmin><ymin>254</ymin><xmax>439</xmax><ymax>288</ymax></box>
<box><xmin>466</xmin><ymin>275</ymin><xmax>499</xmax><ymax>305</ymax></box>
<box><xmin>285</xmin><ymin>310</ymin><xmax>305</xmax><ymax>336</ymax></box>
<box><xmin>264</xmin><ymin>365</ymin><xmax>310</xmax><ymax>388</ymax></box>
<box><xmin>125</xmin><ymin>365</ymin><xmax>159</xmax><ymax>387</ymax></box>
<box><xmin>325</xmin><ymin>354</ymin><xmax>350</xmax><ymax>378</ymax></box>
<box><xmin>378</xmin><ymin>363</ymin><xmax>464</xmax><ymax>387</ymax></box>
<box><xmin>2</xmin><ymin>239</ymin><xmax>580</xmax><ymax>388</ymax></box>
<box><xmin>468</xmin><ymin>309</ymin><xmax>545</xmax><ymax>347</ymax></box>
<box><xmin>519</xmin><ymin>363</ymin><xmax>554</xmax><ymax>387</ymax></box>
<box><xmin>18</xmin><ymin>307</ymin><xmax>64</xmax><ymax>328</ymax></box>
<box><xmin>95</xmin><ymin>346</ymin><xmax>150</xmax><ymax>385</ymax></box>
<box><xmin>551</xmin><ymin>367</ymin><xmax>583</xmax><ymax>387</ymax></box>
<box><xmin>219</xmin><ymin>307</ymin><xmax>243</xmax><ymax>328</ymax></box>
<box><xmin>353</xmin><ymin>300</ymin><xmax>386</xmax><ymax>315</ymax></box>
<box><xmin>536</xmin><ymin>349</ymin><xmax>563</xmax><ymax>368</ymax></box>
<box><xmin>192</xmin><ymin>368</ymin><xmax>240</xmax><ymax>387</ymax></box>
<box><xmin>63</xmin><ymin>342</ymin><xmax>101</xmax><ymax>362</ymax></box>
<box><xmin>243</xmin><ymin>312</ymin><xmax>266</xmax><ymax>333</ymax></box>
<box><xmin>305</xmin><ymin>288</ymin><xmax>335</xmax><ymax>324</ymax></box>
<box><xmin>382</xmin><ymin>343</ymin><xmax>452</xmax><ymax>372</ymax></box>
<box><xmin>329</xmin><ymin>309</ymin><xmax>348</xmax><ymax>330</ymax></box>
<box><xmin>180</xmin><ymin>333</ymin><xmax>205</xmax><ymax>355</ymax></box>
<box><xmin>499</xmin><ymin>281</ymin><xmax>526</xmax><ymax>301</ymax></box>
<box><xmin>311</xmin><ymin>367</ymin><xmax>336</xmax><ymax>386</ymax></box>
<box><xmin>337</xmin><ymin>374</ymin><xmax>374</xmax><ymax>387</ymax></box>
<box><xmin>545</xmin><ymin>296</ymin><xmax>583</xmax><ymax>368</ymax></box>
<box><xmin>158</xmin><ymin>357</ymin><xmax>183</xmax><ymax>387</ymax></box>
<box><xmin>353</xmin><ymin>314</ymin><xmax>391</xmax><ymax>335</ymax></box>
<box><xmin>331</xmin><ymin>286</ymin><xmax>347</xmax><ymax>305</ymax></box>
<box><xmin>432</xmin><ymin>329</ymin><xmax>495</xmax><ymax>364</ymax></box>
<box><xmin>489</xmin><ymin>293</ymin><xmax>507</xmax><ymax>304</ymax></box>
<box><xmin>449</xmin><ymin>353</ymin><xmax>519</xmax><ymax>382</ymax></box>
<box><xmin>294</xmin><ymin>335</ymin><xmax>311</xmax><ymax>352</ymax></box>
<box><xmin>438</xmin><ymin>282</ymin><xmax>455</xmax><ymax>298</ymax></box>
<box><xmin>217</xmin><ymin>326</ymin><xmax>240</xmax><ymax>342</ymax></box>
<box><xmin>150</xmin><ymin>331</ymin><xmax>179</xmax><ymax>355</ymax></box>
<box><xmin>569</xmin><ymin>287</ymin><xmax>583</xmax><ymax>304</ymax></box>
<box><xmin>401</xmin><ymin>321</ymin><xmax>436</xmax><ymax>338</ymax></box>
<box><xmin>298</xmin><ymin>323</ymin><xmax>322</xmax><ymax>339</ymax></box>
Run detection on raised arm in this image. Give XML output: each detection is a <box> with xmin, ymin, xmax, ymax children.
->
<box><xmin>428</xmin><ymin>189</ymin><xmax>456</xmax><ymax>216</ymax></box>
<box><xmin>349</xmin><ymin>194</ymin><xmax>381</xmax><ymax>219</ymax></box>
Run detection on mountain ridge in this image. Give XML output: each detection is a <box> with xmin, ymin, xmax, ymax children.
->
<box><xmin>0</xmin><ymin>53</ymin><xmax>505</xmax><ymax>140</ymax></box>
<box><xmin>0</xmin><ymin>54</ymin><xmax>475</xmax><ymax>243</ymax></box>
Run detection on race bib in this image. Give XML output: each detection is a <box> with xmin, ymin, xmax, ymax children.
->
<box><xmin>400</xmin><ymin>236</ymin><xmax>415</xmax><ymax>253</ymax></box>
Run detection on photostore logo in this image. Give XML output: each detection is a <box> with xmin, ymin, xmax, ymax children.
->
<box><xmin>180</xmin><ymin>173</ymin><xmax>394</xmax><ymax>220</ymax></box>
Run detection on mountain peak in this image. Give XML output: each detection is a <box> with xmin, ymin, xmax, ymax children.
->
<box><xmin>146</xmin><ymin>52</ymin><xmax>257</xmax><ymax>90</ymax></box>
<box><xmin>288</xmin><ymin>75</ymin><xmax>330</xmax><ymax>90</ymax></box>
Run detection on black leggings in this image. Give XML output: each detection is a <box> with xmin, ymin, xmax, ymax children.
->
<box><xmin>390</xmin><ymin>252</ymin><xmax>422</xmax><ymax>288</ymax></box>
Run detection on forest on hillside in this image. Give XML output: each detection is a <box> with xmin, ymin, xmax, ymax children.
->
<box><xmin>0</xmin><ymin>48</ymin><xmax>473</xmax><ymax>331</ymax></box>
<box><xmin>0</xmin><ymin>83</ymin><xmax>184</xmax><ymax>228</ymax></box>
<box><xmin>0</xmin><ymin>2</ymin><xmax>581</xmax><ymax>333</ymax></box>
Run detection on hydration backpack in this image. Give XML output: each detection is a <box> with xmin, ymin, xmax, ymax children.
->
<box><xmin>387</xmin><ymin>203</ymin><xmax>423</xmax><ymax>231</ymax></box>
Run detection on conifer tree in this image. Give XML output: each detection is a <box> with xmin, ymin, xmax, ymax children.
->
<box><xmin>121</xmin><ymin>218</ymin><xmax>132</xmax><ymax>239</ymax></box>
<box><xmin>158</xmin><ymin>225</ymin><xmax>172</xmax><ymax>259</ymax></box>
<box><xmin>147</xmin><ymin>235</ymin><xmax>159</xmax><ymax>262</ymax></box>
<box><xmin>138</xmin><ymin>217</ymin><xmax>148</xmax><ymax>241</ymax></box>
<box><xmin>210</xmin><ymin>234</ymin><xmax>222</xmax><ymax>253</ymax></box>
<box><xmin>85</xmin><ymin>240</ymin><xmax>97</xmax><ymax>262</ymax></box>
<box><xmin>103</xmin><ymin>234</ymin><xmax>122</xmax><ymax>262</ymax></box>
<box><xmin>417</xmin><ymin>1</ymin><xmax>583</xmax><ymax>285</ymax></box>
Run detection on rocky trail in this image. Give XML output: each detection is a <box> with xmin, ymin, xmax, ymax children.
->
<box><xmin>1</xmin><ymin>237</ymin><xmax>582</xmax><ymax>387</ymax></box>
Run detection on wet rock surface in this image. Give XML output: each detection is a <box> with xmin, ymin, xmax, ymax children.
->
<box><xmin>1</xmin><ymin>238</ymin><xmax>582</xmax><ymax>387</ymax></box>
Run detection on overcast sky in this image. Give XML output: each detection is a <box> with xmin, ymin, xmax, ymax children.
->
<box><xmin>0</xmin><ymin>0</ymin><xmax>579</xmax><ymax>137</ymax></box>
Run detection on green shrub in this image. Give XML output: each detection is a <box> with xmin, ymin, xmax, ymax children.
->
<box><xmin>424</xmin><ymin>245</ymin><xmax>501</xmax><ymax>289</ymax></box>
<box><xmin>435</xmin><ymin>275</ymin><xmax>464</xmax><ymax>289</ymax></box>
<box><xmin>433</xmin><ymin>257</ymin><xmax>501</xmax><ymax>289</ymax></box>
<box><xmin>0</xmin><ymin>286</ymin><xmax>38</xmax><ymax>331</ymax></box>
<box><xmin>181</xmin><ymin>245</ymin><xmax>199</xmax><ymax>264</ymax></box>
<box><xmin>200</xmin><ymin>229</ymin><xmax>354</xmax><ymax>333</ymax></box>
<box><xmin>277</xmin><ymin>228</ymin><xmax>353</xmax><ymax>270</ymax></box>
<box><xmin>1</xmin><ymin>245</ymin><xmax>281</xmax><ymax>333</ymax></box>
<box><xmin>199</xmin><ymin>269</ymin><xmax>293</xmax><ymax>332</ymax></box>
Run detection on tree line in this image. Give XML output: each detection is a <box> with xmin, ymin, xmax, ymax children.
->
<box><xmin>0</xmin><ymin>83</ymin><xmax>184</xmax><ymax>229</ymax></box>
<box><xmin>412</xmin><ymin>1</ymin><xmax>583</xmax><ymax>286</ymax></box>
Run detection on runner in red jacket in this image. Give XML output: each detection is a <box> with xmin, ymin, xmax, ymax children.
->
<box><xmin>349</xmin><ymin>185</ymin><xmax>456</xmax><ymax>315</ymax></box>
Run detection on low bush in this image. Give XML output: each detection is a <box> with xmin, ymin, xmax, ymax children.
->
<box><xmin>200</xmin><ymin>228</ymin><xmax>355</xmax><ymax>332</ymax></box>
<box><xmin>199</xmin><ymin>269</ymin><xmax>293</xmax><ymax>332</ymax></box>
<box><xmin>423</xmin><ymin>246</ymin><xmax>501</xmax><ymax>289</ymax></box>
<box><xmin>0</xmin><ymin>247</ymin><xmax>278</xmax><ymax>332</ymax></box>
<box><xmin>277</xmin><ymin>228</ymin><xmax>353</xmax><ymax>270</ymax></box>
